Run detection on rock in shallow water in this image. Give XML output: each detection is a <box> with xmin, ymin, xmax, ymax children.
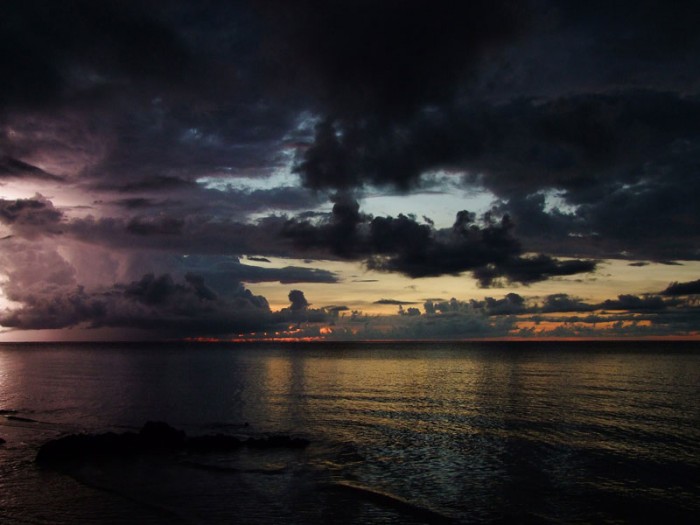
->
<box><xmin>139</xmin><ymin>420</ymin><xmax>186</xmax><ymax>450</ymax></box>
<box><xmin>35</xmin><ymin>421</ymin><xmax>309</xmax><ymax>467</ymax></box>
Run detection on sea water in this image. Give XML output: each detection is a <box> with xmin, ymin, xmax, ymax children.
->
<box><xmin>0</xmin><ymin>341</ymin><xmax>698</xmax><ymax>524</ymax></box>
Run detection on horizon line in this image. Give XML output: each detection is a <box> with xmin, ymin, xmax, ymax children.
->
<box><xmin>1</xmin><ymin>336</ymin><xmax>699</xmax><ymax>345</ymax></box>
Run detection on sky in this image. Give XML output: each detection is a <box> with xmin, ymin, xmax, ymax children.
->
<box><xmin>1</xmin><ymin>0</ymin><xmax>700</xmax><ymax>341</ymax></box>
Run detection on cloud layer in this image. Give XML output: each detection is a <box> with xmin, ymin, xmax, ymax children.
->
<box><xmin>1</xmin><ymin>1</ymin><xmax>699</xmax><ymax>338</ymax></box>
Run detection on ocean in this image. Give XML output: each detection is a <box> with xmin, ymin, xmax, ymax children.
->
<box><xmin>0</xmin><ymin>341</ymin><xmax>698</xmax><ymax>524</ymax></box>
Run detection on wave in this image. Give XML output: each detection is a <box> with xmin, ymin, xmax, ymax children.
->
<box><xmin>321</xmin><ymin>480</ymin><xmax>457</xmax><ymax>524</ymax></box>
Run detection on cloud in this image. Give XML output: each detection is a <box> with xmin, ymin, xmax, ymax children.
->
<box><xmin>176</xmin><ymin>256</ymin><xmax>339</xmax><ymax>286</ymax></box>
<box><xmin>287</xmin><ymin>290</ymin><xmax>309</xmax><ymax>311</ymax></box>
<box><xmin>600</xmin><ymin>294</ymin><xmax>667</xmax><ymax>311</ymax></box>
<box><xmin>126</xmin><ymin>216</ymin><xmax>185</xmax><ymax>236</ymax></box>
<box><xmin>661</xmin><ymin>279</ymin><xmax>700</xmax><ymax>296</ymax></box>
<box><xmin>322</xmin><ymin>308</ymin><xmax>514</xmax><ymax>340</ymax></box>
<box><xmin>1</xmin><ymin>1</ymin><xmax>699</xmax><ymax>340</ymax></box>
<box><xmin>0</xmin><ymin>0</ymin><xmax>203</xmax><ymax>110</ymax></box>
<box><xmin>2</xmin><ymin>1</ymin><xmax>698</xmax><ymax>267</ymax></box>
<box><xmin>397</xmin><ymin>291</ymin><xmax>700</xmax><ymax>339</ymax></box>
<box><xmin>0</xmin><ymin>195</ymin><xmax>64</xmax><ymax>238</ymax></box>
<box><xmin>288</xmin><ymin>89</ymin><xmax>700</xmax><ymax>261</ymax></box>
<box><xmin>274</xmin><ymin>289</ymin><xmax>330</xmax><ymax>326</ymax></box>
<box><xmin>471</xmin><ymin>293</ymin><xmax>528</xmax><ymax>316</ymax></box>
<box><xmin>374</xmin><ymin>299</ymin><xmax>419</xmax><ymax>305</ymax></box>
<box><xmin>261</xmin><ymin>0</ymin><xmax>525</xmax><ymax>121</ymax></box>
<box><xmin>284</xmin><ymin>201</ymin><xmax>595</xmax><ymax>285</ymax></box>
<box><xmin>0</xmin><ymin>155</ymin><xmax>63</xmax><ymax>181</ymax></box>
<box><xmin>0</xmin><ymin>272</ymin><xmax>274</xmax><ymax>335</ymax></box>
<box><xmin>541</xmin><ymin>293</ymin><xmax>595</xmax><ymax>313</ymax></box>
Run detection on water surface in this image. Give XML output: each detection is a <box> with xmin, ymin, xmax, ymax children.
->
<box><xmin>0</xmin><ymin>341</ymin><xmax>698</xmax><ymax>523</ymax></box>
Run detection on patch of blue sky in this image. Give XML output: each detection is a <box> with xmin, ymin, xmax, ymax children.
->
<box><xmin>361</xmin><ymin>170</ymin><xmax>497</xmax><ymax>227</ymax></box>
<box><xmin>541</xmin><ymin>189</ymin><xmax>578</xmax><ymax>214</ymax></box>
<box><xmin>195</xmin><ymin>160</ymin><xmax>300</xmax><ymax>192</ymax></box>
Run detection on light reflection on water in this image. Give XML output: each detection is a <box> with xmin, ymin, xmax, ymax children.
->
<box><xmin>0</xmin><ymin>341</ymin><xmax>699</xmax><ymax>524</ymax></box>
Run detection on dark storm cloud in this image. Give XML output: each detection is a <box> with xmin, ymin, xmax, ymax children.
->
<box><xmin>374</xmin><ymin>299</ymin><xmax>419</xmax><ymax>306</ymax></box>
<box><xmin>540</xmin><ymin>293</ymin><xmax>594</xmax><ymax>313</ymax></box>
<box><xmin>247</xmin><ymin>256</ymin><xmax>271</xmax><ymax>263</ymax></box>
<box><xmin>103</xmin><ymin>177</ymin><xmax>196</xmax><ymax>194</ymax></box>
<box><xmin>283</xmin><ymin>201</ymin><xmax>595</xmax><ymax>285</ymax></box>
<box><xmin>2</xmin><ymin>0</ymin><xmax>700</xmax><ymax>343</ymax></box>
<box><xmin>195</xmin><ymin>259</ymin><xmax>339</xmax><ymax>285</ymax></box>
<box><xmin>557</xmin><ymin>0</ymin><xmax>700</xmax><ymax>60</ymax></box>
<box><xmin>0</xmin><ymin>0</ymin><xmax>301</xmax><ymax>198</ymax></box>
<box><xmin>0</xmin><ymin>195</ymin><xmax>64</xmax><ymax>238</ymax></box>
<box><xmin>110</xmin><ymin>198</ymin><xmax>159</xmax><ymax>210</ymax></box>
<box><xmin>292</xmin><ymin>89</ymin><xmax>700</xmax><ymax>259</ymax></box>
<box><xmin>471</xmin><ymin>255</ymin><xmax>596</xmax><ymax>288</ymax></box>
<box><xmin>0</xmin><ymin>0</ymin><xmax>194</xmax><ymax>110</ymax></box>
<box><xmin>108</xmin><ymin>198</ymin><xmax>183</xmax><ymax>210</ymax></box>
<box><xmin>0</xmin><ymin>156</ymin><xmax>63</xmax><ymax>181</ymax></box>
<box><xmin>261</xmin><ymin>0</ymin><xmax>525</xmax><ymax>119</ymax></box>
<box><xmin>66</xmin><ymin>213</ymin><xmax>276</xmax><ymax>255</ymax></box>
<box><xmin>265</xmin><ymin>0</ymin><xmax>700</xmax><ymax>261</ymax></box>
<box><xmin>122</xmin><ymin>273</ymin><xmax>218</xmax><ymax>305</ymax></box>
<box><xmin>207</xmin><ymin>186</ymin><xmax>326</xmax><ymax>215</ymax></box>
<box><xmin>126</xmin><ymin>216</ymin><xmax>185</xmax><ymax>236</ymax></box>
<box><xmin>2</xmin><ymin>1</ymin><xmax>697</xmax><ymax>263</ymax></box>
<box><xmin>661</xmin><ymin>279</ymin><xmax>700</xmax><ymax>296</ymax></box>
<box><xmin>0</xmin><ymin>272</ymin><xmax>274</xmax><ymax>334</ymax></box>
<box><xmin>600</xmin><ymin>294</ymin><xmax>667</xmax><ymax>311</ymax></box>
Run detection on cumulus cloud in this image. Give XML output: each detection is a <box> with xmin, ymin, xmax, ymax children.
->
<box><xmin>284</xmin><ymin>200</ymin><xmax>595</xmax><ymax>285</ymax></box>
<box><xmin>600</xmin><ymin>294</ymin><xmax>667</xmax><ymax>311</ymax></box>
<box><xmin>287</xmin><ymin>290</ymin><xmax>309</xmax><ymax>311</ymax></box>
<box><xmin>0</xmin><ymin>195</ymin><xmax>63</xmax><ymax>238</ymax></box>
<box><xmin>661</xmin><ymin>279</ymin><xmax>700</xmax><ymax>296</ymax></box>
<box><xmin>322</xmin><ymin>308</ymin><xmax>513</xmax><ymax>341</ymax></box>
<box><xmin>541</xmin><ymin>293</ymin><xmax>595</xmax><ymax>313</ymax></box>
<box><xmin>0</xmin><ymin>272</ymin><xmax>274</xmax><ymax>335</ymax></box>
<box><xmin>373</xmin><ymin>290</ymin><xmax>700</xmax><ymax>339</ymax></box>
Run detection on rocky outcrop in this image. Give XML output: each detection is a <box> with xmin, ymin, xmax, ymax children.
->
<box><xmin>36</xmin><ymin>421</ymin><xmax>309</xmax><ymax>467</ymax></box>
<box><xmin>139</xmin><ymin>420</ymin><xmax>186</xmax><ymax>450</ymax></box>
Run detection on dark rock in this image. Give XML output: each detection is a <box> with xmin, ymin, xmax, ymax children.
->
<box><xmin>36</xmin><ymin>432</ymin><xmax>140</xmax><ymax>466</ymax></box>
<box><xmin>0</xmin><ymin>436</ymin><xmax>5</xmax><ymax>445</ymax></box>
<box><xmin>35</xmin><ymin>421</ymin><xmax>310</xmax><ymax>468</ymax></box>
<box><xmin>139</xmin><ymin>421</ymin><xmax>186</xmax><ymax>450</ymax></box>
